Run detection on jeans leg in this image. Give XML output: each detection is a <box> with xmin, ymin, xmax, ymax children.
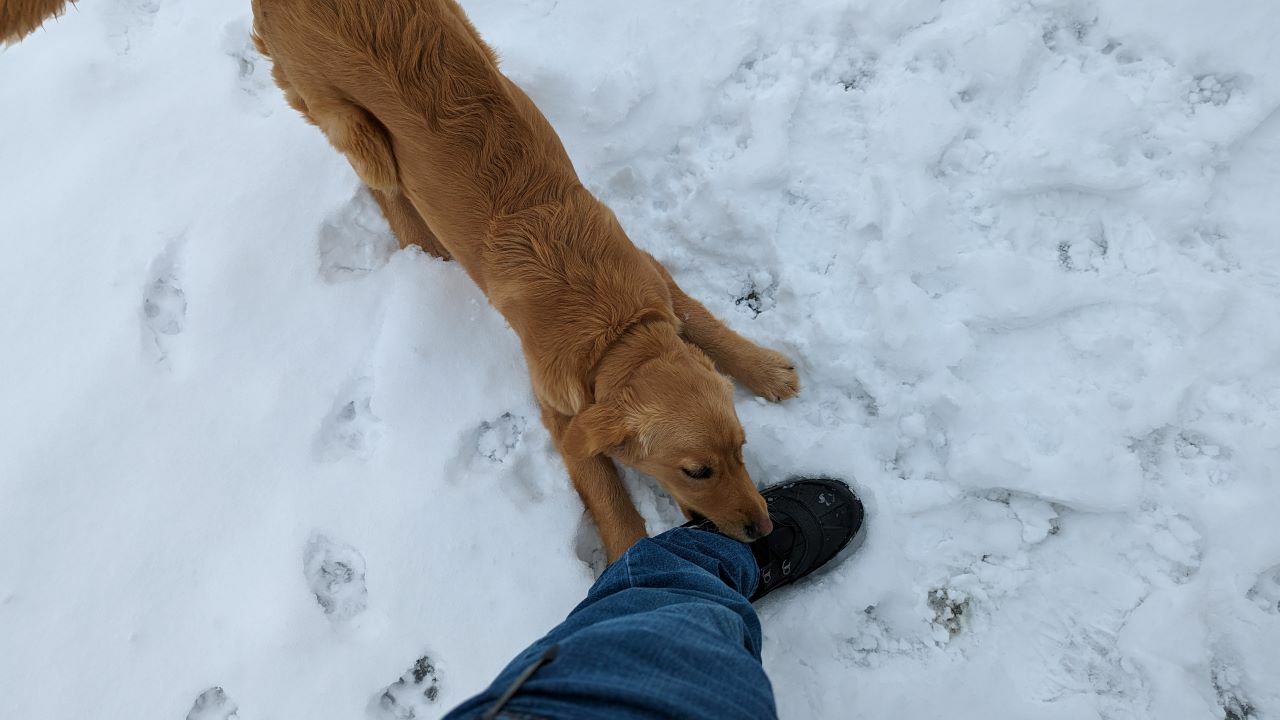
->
<box><xmin>444</xmin><ymin>528</ymin><xmax>775</xmax><ymax>720</ymax></box>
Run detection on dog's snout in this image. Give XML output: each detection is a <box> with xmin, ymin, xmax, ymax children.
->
<box><xmin>744</xmin><ymin>515</ymin><xmax>774</xmax><ymax>540</ymax></box>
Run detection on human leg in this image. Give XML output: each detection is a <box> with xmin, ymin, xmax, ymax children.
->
<box><xmin>445</xmin><ymin>478</ymin><xmax>864</xmax><ymax>720</ymax></box>
<box><xmin>444</xmin><ymin>528</ymin><xmax>774</xmax><ymax>720</ymax></box>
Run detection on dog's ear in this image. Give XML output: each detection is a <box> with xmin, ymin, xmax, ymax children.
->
<box><xmin>561</xmin><ymin>402</ymin><xmax>632</xmax><ymax>458</ymax></box>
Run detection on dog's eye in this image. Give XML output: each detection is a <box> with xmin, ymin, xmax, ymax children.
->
<box><xmin>681</xmin><ymin>465</ymin><xmax>713</xmax><ymax>480</ymax></box>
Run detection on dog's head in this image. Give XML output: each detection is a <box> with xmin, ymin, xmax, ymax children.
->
<box><xmin>564</xmin><ymin>343</ymin><xmax>772</xmax><ymax>541</ymax></box>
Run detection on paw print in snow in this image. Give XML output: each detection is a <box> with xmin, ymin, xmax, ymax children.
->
<box><xmin>1247</xmin><ymin>565</ymin><xmax>1280</xmax><ymax>614</ymax></box>
<box><xmin>835</xmin><ymin>53</ymin><xmax>877</xmax><ymax>92</ymax></box>
<box><xmin>303</xmin><ymin>533</ymin><xmax>368</xmax><ymax>620</ymax></box>
<box><xmin>1212</xmin><ymin>661</ymin><xmax>1258</xmax><ymax>720</ymax></box>
<box><xmin>221</xmin><ymin>19</ymin><xmax>274</xmax><ymax>114</ymax></box>
<box><xmin>735</xmin><ymin>271</ymin><xmax>778</xmax><ymax>317</ymax></box>
<box><xmin>1166</xmin><ymin>428</ymin><xmax>1236</xmax><ymax>485</ymax></box>
<box><xmin>839</xmin><ymin>605</ymin><xmax>929</xmax><ymax>669</ymax></box>
<box><xmin>477</xmin><ymin>413</ymin><xmax>527</xmax><ymax>463</ymax></box>
<box><xmin>574</xmin><ymin>514</ymin><xmax>608</xmax><ymax>577</ymax></box>
<box><xmin>1040</xmin><ymin>15</ymin><xmax>1096</xmax><ymax>52</ymax></box>
<box><xmin>1175</xmin><ymin>428</ymin><xmax>1230</xmax><ymax>458</ymax></box>
<box><xmin>1057</xmin><ymin>222</ymin><xmax>1109</xmax><ymax>272</ymax></box>
<box><xmin>143</xmin><ymin>275</ymin><xmax>186</xmax><ymax>335</ymax></box>
<box><xmin>318</xmin><ymin>189</ymin><xmax>399</xmax><ymax>283</ymax></box>
<box><xmin>1043</xmin><ymin>620</ymin><xmax>1144</xmax><ymax>709</ymax></box>
<box><xmin>141</xmin><ymin>240</ymin><xmax>186</xmax><ymax>365</ymax></box>
<box><xmin>927</xmin><ymin>586</ymin><xmax>970</xmax><ymax>640</ymax></box>
<box><xmin>1129</xmin><ymin>509</ymin><xmax>1203</xmax><ymax>585</ymax></box>
<box><xmin>1177</xmin><ymin>225</ymin><xmax>1237</xmax><ymax>273</ymax></box>
<box><xmin>371</xmin><ymin>655</ymin><xmax>442</xmax><ymax>719</ymax></box>
<box><xmin>186</xmin><ymin>687</ymin><xmax>238</xmax><ymax>720</ymax></box>
<box><xmin>106</xmin><ymin>0</ymin><xmax>161</xmax><ymax>55</ymax></box>
<box><xmin>316</xmin><ymin>377</ymin><xmax>383</xmax><ymax>461</ymax></box>
<box><xmin>1189</xmin><ymin>74</ymin><xmax>1236</xmax><ymax>108</ymax></box>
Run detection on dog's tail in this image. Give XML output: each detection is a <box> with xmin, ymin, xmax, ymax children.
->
<box><xmin>1</xmin><ymin>0</ymin><xmax>76</xmax><ymax>44</ymax></box>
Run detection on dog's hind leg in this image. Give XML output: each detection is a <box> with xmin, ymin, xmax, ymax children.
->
<box><xmin>255</xmin><ymin>52</ymin><xmax>396</xmax><ymax>191</ymax></box>
<box><xmin>252</xmin><ymin>21</ymin><xmax>429</xmax><ymax>258</ymax></box>
<box><xmin>370</xmin><ymin>188</ymin><xmax>452</xmax><ymax>260</ymax></box>
<box><xmin>251</xmin><ymin>7</ymin><xmax>311</xmax><ymax>117</ymax></box>
<box><xmin>252</xmin><ymin>29</ymin><xmax>444</xmax><ymax>260</ymax></box>
<box><xmin>645</xmin><ymin>253</ymin><xmax>800</xmax><ymax>402</ymax></box>
<box><xmin>304</xmin><ymin>96</ymin><xmax>399</xmax><ymax>194</ymax></box>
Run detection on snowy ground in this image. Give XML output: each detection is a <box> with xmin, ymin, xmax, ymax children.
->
<box><xmin>3</xmin><ymin>0</ymin><xmax>1280</xmax><ymax>718</ymax></box>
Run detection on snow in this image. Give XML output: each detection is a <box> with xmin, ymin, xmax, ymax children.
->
<box><xmin>2</xmin><ymin>0</ymin><xmax>1279</xmax><ymax>718</ymax></box>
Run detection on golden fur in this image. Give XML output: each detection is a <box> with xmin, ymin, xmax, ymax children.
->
<box><xmin>253</xmin><ymin>0</ymin><xmax>801</xmax><ymax>560</ymax></box>
<box><xmin>6</xmin><ymin>0</ymin><xmax>803</xmax><ymax>560</ymax></box>
<box><xmin>1</xmin><ymin>0</ymin><xmax>75</xmax><ymax>42</ymax></box>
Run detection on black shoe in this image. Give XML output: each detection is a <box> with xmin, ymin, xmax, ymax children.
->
<box><xmin>686</xmin><ymin>477</ymin><xmax>865</xmax><ymax>601</ymax></box>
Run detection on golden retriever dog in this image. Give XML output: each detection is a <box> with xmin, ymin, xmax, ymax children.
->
<box><xmin>1</xmin><ymin>0</ymin><xmax>75</xmax><ymax>42</ymax></box>
<box><xmin>250</xmin><ymin>0</ymin><xmax>804</xmax><ymax>560</ymax></box>
<box><xmin>7</xmin><ymin>0</ymin><xmax>802</xmax><ymax>561</ymax></box>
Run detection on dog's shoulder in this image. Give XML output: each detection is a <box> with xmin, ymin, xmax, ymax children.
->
<box><xmin>480</xmin><ymin>193</ymin><xmax>676</xmax><ymax>415</ymax></box>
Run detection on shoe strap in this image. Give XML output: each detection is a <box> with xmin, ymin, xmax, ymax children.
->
<box><xmin>763</xmin><ymin>494</ymin><xmax>826</xmax><ymax>579</ymax></box>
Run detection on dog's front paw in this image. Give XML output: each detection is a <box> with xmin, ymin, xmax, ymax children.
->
<box><xmin>739</xmin><ymin>348</ymin><xmax>800</xmax><ymax>402</ymax></box>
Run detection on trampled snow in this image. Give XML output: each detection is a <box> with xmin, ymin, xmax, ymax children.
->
<box><xmin>2</xmin><ymin>0</ymin><xmax>1278</xmax><ymax>718</ymax></box>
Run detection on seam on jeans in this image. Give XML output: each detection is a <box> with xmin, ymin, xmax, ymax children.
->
<box><xmin>625</xmin><ymin>545</ymin><xmax>636</xmax><ymax>588</ymax></box>
<box><xmin>480</xmin><ymin>643</ymin><xmax>559</xmax><ymax>720</ymax></box>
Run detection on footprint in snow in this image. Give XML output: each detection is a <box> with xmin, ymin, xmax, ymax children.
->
<box><xmin>1044</xmin><ymin>619</ymin><xmax>1146</xmax><ymax>711</ymax></box>
<box><xmin>221</xmin><ymin>19</ymin><xmax>275</xmax><ymax>116</ymax></box>
<box><xmin>369</xmin><ymin>654</ymin><xmax>442</xmax><ymax>720</ymax></box>
<box><xmin>927</xmin><ymin>586</ymin><xmax>970</xmax><ymax>641</ymax></box>
<box><xmin>303</xmin><ymin>533</ymin><xmax>368</xmax><ymax>620</ymax></box>
<box><xmin>835</xmin><ymin>54</ymin><xmax>877</xmax><ymax>93</ymax></box>
<box><xmin>1188</xmin><ymin>74</ymin><xmax>1238</xmax><ymax>109</ymax></box>
<box><xmin>477</xmin><ymin>413</ymin><xmax>527</xmax><ymax>463</ymax></box>
<box><xmin>573</xmin><ymin>514</ymin><xmax>608</xmax><ymax>577</ymax></box>
<box><xmin>838</xmin><ymin>605</ymin><xmax>931</xmax><ymax>669</ymax></box>
<box><xmin>1039</xmin><ymin>15</ymin><xmax>1095</xmax><ymax>53</ymax></box>
<box><xmin>735</xmin><ymin>271</ymin><xmax>778</xmax><ymax>318</ymax></box>
<box><xmin>105</xmin><ymin>0</ymin><xmax>162</xmax><ymax>55</ymax></box>
<box><xmin>141</xmin><ymin>241</ymin><xmax>187</xmax><ymax>366</ymax></box>
<box><xmin>318</xmin><ymin>189</ymin><xmax>400</xmax><ymax>283</ymax></box>
<box><xmin>315</xmin><ymin>376</ymin><xmax>383</xmax><ymax>462</ymax></box>
<box><xmin>1247</xmin><ymin>565</ymin><xmax>1280</xmax><ymax>614</ymax></box>
<box><xmin>1173</xmin><ymin>429</ymin><xmax>1235</xmax><ymax>484</ymax></box>
<box><xmin>1132</xmin><ymin>509</ymin><xmax>1203</xmax><ymax>585</ymax></box>
<box><xmin>1056</xmin><ymin>222</ymin><xmax>1109</xmax><ymax>272</ymax></box>
<box><xmin>450</xmin><ymin>411</ymin><xmax>553</xmax><ymax>505</ymax></box>
<box><xmin>185</xmin><ymin>687</ymin><xmax>238</xmax><ymax>720</ymax></box>
<box><xmin>1212</xmin><ymin>660</ymin><xmax>1259</xmax><ymax>720</ymax></box>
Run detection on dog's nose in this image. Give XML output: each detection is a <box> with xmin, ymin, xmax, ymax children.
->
<box><xmin>744</xmin><ymin>515</ymin><xmax>774</xmax><ymax>540</ymax></box>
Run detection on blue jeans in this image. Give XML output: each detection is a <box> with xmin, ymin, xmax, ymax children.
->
<box><xmin>444</xmin><ymin>528</ymin><xmax>777</xmax><ymax>720</ymax></box>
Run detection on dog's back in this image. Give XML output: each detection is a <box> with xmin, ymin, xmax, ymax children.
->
<box><xmin>254</xmin><ymin>0</ymin><xmax>675</xmax><ymax>415</ymax></box>
<box><xmin>253</xmin><ymin>0</ymin><xmax>582</xmax><ymax>260</ymax></box>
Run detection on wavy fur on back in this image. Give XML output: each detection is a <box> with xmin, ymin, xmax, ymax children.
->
<box><xmin>1</xmin><ymin>0</ymin><xmax>75</xmax><ymax>42</ymax></box>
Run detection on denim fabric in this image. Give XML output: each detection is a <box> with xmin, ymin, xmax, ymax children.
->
<box><xmin>444</xmin><ymin>528</ymin><xmax>777</xmax><ymax>720</ymax></box>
